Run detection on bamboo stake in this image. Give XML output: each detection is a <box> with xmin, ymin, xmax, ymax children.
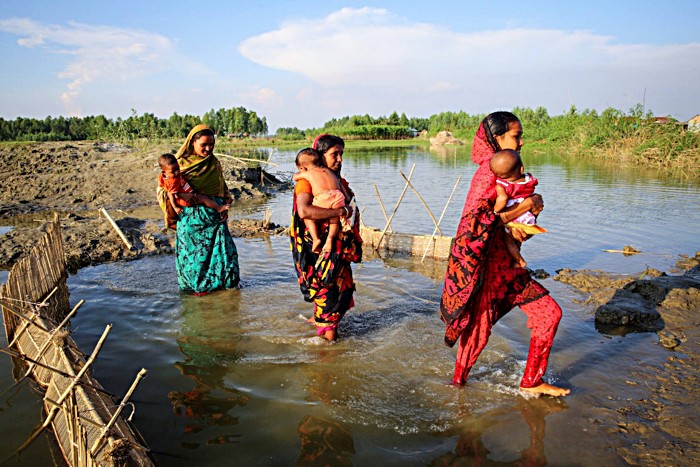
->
<box><xmin>359</xmin><ymin>207</ymin><xmax>366</xmax><ymax>229</ymax></box>
<box><xmin>7</xmin><ymin>287</ymin><xmax>58</xmax><ymax>348</ymax></box>
<box><xmin>375</xmin><ymin>164</ymin><xmax>416</xmax><ymax>251</ymax></box>
<box><xmin>421</xmin><ymin>175</ymin><xmax>461</xmax><ymax>261</ymax></box>
<box><xmin>100</xmin><ymin>208</ymin><xmax>133</xmax><ymax>250</ymax></box>
<box><xmin>399</xmin><ymin>171</ymin><xmax>443</xmax><ymax>236</ymax></box>
<box><xmin>90</xmin><ymin>368</ymin><xmax>148</xmax><ymax>456</ymax></box>
<box><xmin>10</xmin><ymin>325</ymin><xmax>112</xmax><ymax>458</ymax></box>
<box><xmin>0</xmin><ymin>301</ymin><xmax>84</xmax><ymax>399</ymax></box>
<box><xmin>373</xmin><ymin>184</ymin><xmax>393</xmax><ymax>233</ymax></box>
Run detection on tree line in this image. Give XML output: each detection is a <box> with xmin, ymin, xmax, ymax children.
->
<box><xmin>0</xmin><ymin>107</ymin><xmax>268</xmax><ymax>142</ymax></box>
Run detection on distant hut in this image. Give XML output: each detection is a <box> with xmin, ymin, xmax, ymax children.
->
<box><xmin>688</xmin><ymin>115</ymin><xmax>700</xmax><ymax>133</ymax></box>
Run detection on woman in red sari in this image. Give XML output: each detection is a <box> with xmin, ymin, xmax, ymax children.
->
<box><xmin>291</xmin><ymin>134</ymin><xmax>362</xmax><ymax>341</ymax></box>
<box><xmin>440</xmin><ymin>111</ymin><xmax>569</xmax><ymax>397</ymax></box>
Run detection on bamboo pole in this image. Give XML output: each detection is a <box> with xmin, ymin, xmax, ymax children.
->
<box><xmin>373</xmin><ymin>184</ymin><xmax>393</xmax><ymax>233</ymax></box>
<box><xmin>0</xmin><ymin>301</ymin><xmax>84</xmax><ymax>399</ymax></box>
<box><xmin>6</xmin><ymin>287</ymin><xmax>58</xmax><ymax>348</ymax></box>
<box><xmin>421</xmin><ymin>175</ymin><xmax>461</xmax><ymax>261</ymax></box>
<box><xmin>215</xmin><ymin>153</ymin><xmax>280</xmax><ymax>166</ymax></box>
<box><xmin>375</xmin><ymin>164</ymin><xmax>416</xmax><ymax>251</ymax></box>
<box><xmin>90</xmin><ymin>368</ymin><xmax>148</xmax><ymax>456</ymax></box>
<box><xmin>399</xmin><ymin>171</ymin><xmax>443</xmax><ymax>236</ymax></box>
<box><xmin>10</xmin><ymin>325</ymin><xmax>112</xmax><ymax>458</ymax></box>
<box><xmin>100</xmin><ymin>208</ymin><xmax>133</xmax><ymax>250</ymax></box>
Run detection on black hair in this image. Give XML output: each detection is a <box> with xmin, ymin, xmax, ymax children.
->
<box><xmin>295</xmin><ymin>147</ymin><xmax>325</xmax><ymax>168</ymax></box>
<box><xmin>191</xmin><ymin>128</ymin><xmax>215</xmax><ymax>141</ymax></box>
<box><xmin>313</xmin><ymin>134</ymin><xmax>345</xmax><ymax>155</ymax></box>
<box><xmin>158</xmin><ymin>153</ymin><xmax>178</xmax><ymax>169</ymax></box>
<box><xmin>482</xmin><ymin>111</ymin><xmax>520</xmax><ymax>151</ymax></box>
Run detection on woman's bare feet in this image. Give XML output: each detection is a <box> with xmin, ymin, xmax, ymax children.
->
<box><xmin>520</xmin><ymin>382</ymin><xmax>570</xmax><ymax>397</ymax></box>
<box><xmin>321</xmin><ymin>329</ymin><xmax>336</xmax><ymax>341</ymax></box>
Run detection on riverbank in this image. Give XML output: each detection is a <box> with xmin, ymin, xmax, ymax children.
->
<box><xmin>0</xmin><ymin>141</ymin><xmax>287</xmax><ymax>271</ymax></box>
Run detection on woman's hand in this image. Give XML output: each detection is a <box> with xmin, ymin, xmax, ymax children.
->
<box><xmin>499</xmin><ymin>194</ymin><xmax>544</xmax><ymax>242</ymax></box>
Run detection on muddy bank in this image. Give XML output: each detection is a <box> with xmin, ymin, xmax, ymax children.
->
<box><xmin>0</xmin><ymin>141</ymin><xmax>289</xmax><ymax>271</ymax></box>
<box><xmin>553</xmin><ymin>257</ymin><xmax>700</xmax><ymax>465</ymax></box>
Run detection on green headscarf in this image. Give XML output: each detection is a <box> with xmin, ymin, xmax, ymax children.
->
<box><xmin>176</xmin><ymin>124</ymin><xmax>230</xmax><ymax>199</ymax></box>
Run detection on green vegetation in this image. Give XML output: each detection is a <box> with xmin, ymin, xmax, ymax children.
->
<box><xmin>1</xmin><ymin>104</ymin><xmax>697</xmax><ymax>175</ymax></box>
<box><xmin>0</xmin><ymin>107</ymin><xmax>267</xmax><ymax>142</ymax></box>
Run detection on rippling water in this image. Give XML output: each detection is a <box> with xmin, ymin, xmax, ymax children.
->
<box><xmin>1</xmin><ymin>145</ymin><xmax>698</xmax><ymax>465</ymax></box>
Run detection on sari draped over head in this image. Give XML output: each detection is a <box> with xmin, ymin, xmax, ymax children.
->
<box><xmin>157</xmin><ymin>124</ymin><xmax>239</xmax><ymax>293</ymax></box>
<box><xmin>440</xmin><ymin>123</ymin><xmax>548</xmax><ymax>348</ymax></box>
<box><xmin>291</xmin><ymin>178</ymin><xmax>362</xmax><ymax>335</ymax></box>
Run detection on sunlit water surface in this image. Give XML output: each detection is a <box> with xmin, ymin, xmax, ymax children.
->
<box><xmin>1</xmin><ymin>145</ymin><xmax>698</xmax><ymax>465</ymax></box>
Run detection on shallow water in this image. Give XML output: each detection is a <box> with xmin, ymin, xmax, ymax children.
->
<box><xmin>1</xmin><ymin>145</ymin><xmax>698</xmax><ymax>465</ymax></box>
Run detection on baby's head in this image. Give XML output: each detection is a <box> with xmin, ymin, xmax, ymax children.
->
<box><xmin>159</xmin><ymin>153</ymin><xmax>181</xmax><ymax>178</ymax></box>
<box><xmin>490</xmin><ymin>149</ymin><xmax>523</xmax><ymax>181</ymax></box>
<box><xmin>295</xmin><ymin>148</ymin><xmax>325</xmax><ymax>171</ymax></box>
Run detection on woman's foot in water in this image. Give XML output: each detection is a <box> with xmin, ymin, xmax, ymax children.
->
<box><xmin>321</xmin><ymin>329</ymin><xmax>336</xmax><ymax>341</ymax></box>
<box><xmin>520</xmin><ymin>382</ymin><xmax>570</xmax><ymax>397</ymax></box>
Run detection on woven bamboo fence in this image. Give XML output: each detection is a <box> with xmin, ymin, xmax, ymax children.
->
<box><xmin>0</xmin><ymin>217</ymin><xmax>154</xmax><ymax>466</ymax></box>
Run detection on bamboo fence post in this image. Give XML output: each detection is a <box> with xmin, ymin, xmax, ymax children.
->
<box><xmin>11</xmin><ymin>324</ymin><xmax>112</xmax><ymax>457</ymax></box>
<box><xmin>375</xmin><ymin>164</ymin><xmax>416</xmax><ymax>251</ymax></box>
<box><xmin>100</xmin><ymin>208</ymin><xmax>133</xmax><ymax>250</ymax></box>
<box><xmin>373</xmin><ymin>184</ymin><xmax>393</xmax><ymax>233</ymax></box>
<box><xmin>421</xmin><ymin>175</ymin><xmax>462</xmax><ymax>261</ymax></box>
<box><xmin>90</xmin><ymin>368</ymin><xmax>148</xmax><ymax>456</ymax></box>
<box><xmin>6</xmin><ymin>287</ymin><xmax>58</xmax><ymax>348</ymax></box>
<box><xmin>359</xmin><ymin>207</ymin><xmax>366</xmax><ymax>229</ymax></box>
<box><xmin>399</xmin><ymin>171</ymin><xmax>443</xmax><ymax>236</ymax></box>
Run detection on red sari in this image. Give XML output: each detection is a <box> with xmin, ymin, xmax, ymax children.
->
<box><xmin>440</xmin><ymin>124</ymin><xmax>562</xmax><ymax>387</ymax></box>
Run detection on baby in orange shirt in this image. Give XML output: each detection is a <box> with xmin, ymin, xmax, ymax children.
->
<box><xmin>158</xmin><ymin>153</ymin><xmax>229</xmax><ymax>219</ymax></box>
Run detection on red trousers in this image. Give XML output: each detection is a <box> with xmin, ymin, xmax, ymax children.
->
<box><xmin>452</xmin><ymin>294</ymin><xmax>562</xmax><ymax>387</ymax></box>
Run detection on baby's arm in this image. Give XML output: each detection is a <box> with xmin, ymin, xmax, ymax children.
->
<box><xmin>293</xmin><ymin>172</ymin><xmax>309</xmax><ymax>182</ymax></box>
<box><xmin>493</xmin><ymin>184</ymin><xmax>509</xmax><ymax>213</ymax></box>
<box><xmin>167</xmin><ymin>192</ymin><xmax>183</xmax><ymax>214</ymax></box>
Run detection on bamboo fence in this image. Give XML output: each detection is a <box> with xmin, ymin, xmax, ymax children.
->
<box><xmin>0</xmin><ymin>217</ymin><xmax>154</xmax><ymax>466</ymax></box>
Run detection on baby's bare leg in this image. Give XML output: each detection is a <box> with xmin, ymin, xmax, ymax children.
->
<box><xmin>305</xmin><ymin>219</ymin><xmax>323</xmax><ymax>253</ymax></box>
<box><xmin>323</xmin><ymin>218</ymin><xmax>340</xmax><ymax>254</ymax></box>
<box><xmin>505</xmin><ymin>233</ymin><xmax>527</xmax><ymax>268</ymax></box>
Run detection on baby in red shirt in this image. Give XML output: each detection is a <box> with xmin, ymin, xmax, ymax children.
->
<box><xmin>158</xmin><ymin>153</ymin><xmax>229</xmax><ymax>219</ymax></box>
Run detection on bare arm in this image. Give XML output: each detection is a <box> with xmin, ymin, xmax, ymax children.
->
<box><xmin>493</xmin><ymin>184</ymin><xmax>509</xmax><ymax>213</ymax></box>
<box><xmin>297</xmin><ymin>192</ymin><xmax>349</xmax><ymax>220</ymax></box>
<box><xmin>167</xmin><ymin>192</ymin><xmax>183</xmax><ymax>214</ymax></box>
<box><xmin>498</xmin><ymin>194</ymin><xmax>544</xmax><ymax>242</ymax></box>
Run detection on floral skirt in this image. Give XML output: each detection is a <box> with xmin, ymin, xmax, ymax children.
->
<box><xmin>176</xmin><ymin>201</ymin><xmax>239</xmax><ymax>293</ymax></box>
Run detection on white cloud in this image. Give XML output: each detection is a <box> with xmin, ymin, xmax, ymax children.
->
<box><xmin>0</xmin><ymin>18</ymin><xmax>178</xmax><ymax>115</ymax></box>
<box><xmin>239</xmin><ymin>7</ymin><xmax>700</xmax><ymax>118</ymax></box>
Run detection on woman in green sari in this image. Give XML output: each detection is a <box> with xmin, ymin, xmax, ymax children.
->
<box><xmin>158</xmin><ymin>124</ymin><xmax>239</xmax><ymax>293</ymax></box>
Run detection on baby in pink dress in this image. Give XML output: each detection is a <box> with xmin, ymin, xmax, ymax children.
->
<box><xmin>490</xmin><ymin>149</ymin><xmax>541</xmax><ymax>268</ymax></box>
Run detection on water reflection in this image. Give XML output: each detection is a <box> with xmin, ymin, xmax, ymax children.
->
<box><xmin>431</xmin><ymin>398</ymin><xmax>567</xmax><ymax>466</ymax></box>
<box><xmin>169</xmin><ymin>290</ymin><xmax>249</xmax><ymax>447</ymax></box>
<box><xmin>297</xmin><ymin>415</ymin><xmax>355</xmax><ymax>466</ymax></box>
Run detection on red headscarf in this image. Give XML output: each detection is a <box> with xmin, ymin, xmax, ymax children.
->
<box><xmin>461</xmin><ymin>123</ymin><xmax>497</xmax><ymax>215</ymax></box>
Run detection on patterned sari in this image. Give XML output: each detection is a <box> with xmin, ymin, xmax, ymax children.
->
<box><xmin>291</xmin><ymin>178</ymin><xmax>362</xmax><ymax>335</ymax></box>
<box><xmin>440</xmin><ymin>123</ymin><xmax>549</xmax><ymax>382</ymax></box>
<box><xmin>158</xmin><ymin>124</ymin><xmax>240</xmax><ymax>293</ymax></box>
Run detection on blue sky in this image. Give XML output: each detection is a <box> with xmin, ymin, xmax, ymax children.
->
<box><xmin>1</xmin><ymin>0</ymin><xmax>699</xmax><ymax>132</ymax></box>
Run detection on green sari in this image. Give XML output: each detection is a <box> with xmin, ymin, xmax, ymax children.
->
<box><xmin>168</xmin><ymin>124</ymin><xmax>239</xmax><ymax>293</ymax></box>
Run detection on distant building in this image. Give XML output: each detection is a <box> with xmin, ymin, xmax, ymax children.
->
<box><xmin>688</xmin><ymin>115</ymin><xmax>700</xmax><ymax>133</ymax></box>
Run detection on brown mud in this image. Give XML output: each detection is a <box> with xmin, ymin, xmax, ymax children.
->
<box><xmin>0</xmin><ymin>141</ymin><xmax>287</xmax><ymax>271</ymax></box>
